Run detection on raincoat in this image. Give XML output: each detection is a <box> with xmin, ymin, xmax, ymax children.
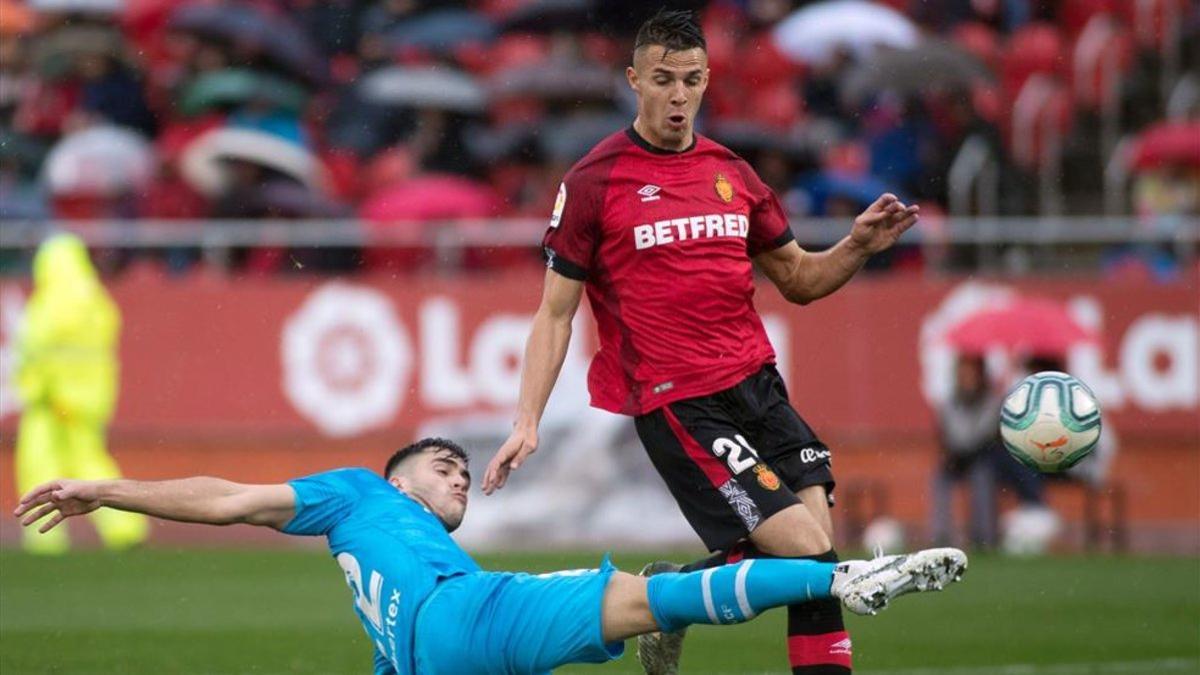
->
<box><xmin>15</xmin><ymin>234</ymin><xmax>147</xmax><ymax>553</ymax></box>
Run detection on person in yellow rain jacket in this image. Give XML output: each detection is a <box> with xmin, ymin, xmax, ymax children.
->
<box><xmin>15</xmin><ymin>233</ymin><xmax>148</xmax><ymax>553</ymax></box>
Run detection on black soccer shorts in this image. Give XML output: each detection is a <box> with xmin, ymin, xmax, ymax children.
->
<box><xmin>633</xmin><ymin>364</ymin><xmax>836</xmax><ymax>552</ymax></box>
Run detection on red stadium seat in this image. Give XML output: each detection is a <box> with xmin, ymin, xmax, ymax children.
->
<box><xmin>1001</xmin><ymin>23</ymin><xmax>1067</xmax><ymax>101</ymax></box>
<box><xmin>1010</xmin><ymin>74</ymin><xmax>1073</xmax><ymax>170</ymax></box>
<box><xmin>700</xmin><ymin>1</ymin><xmax>745</xmax><ymax>74</ymax></box>
<box><xmin>748</xmin><ymin>83</ymin><xmax>803</xmax><ymax>130</ymax></box>
<box><xmin>952</xmin><ymin>21</ymin><xmax>1001</xmax><ymax>72</ymax></box>
<box><xmin>1118</xmin><ymin>0</ymin><xmax>1186</xmax><ymax>49</ymax></box>
<box><xmin>737</xmin><ymin>33</ymin><xmax>801</xmax><ymax>88</ymax></box>
<box><xmin>1071</xmin><ymin>15</ymin><xmax>1134</xmax><ymax>111</ymax></box>
<box><xmin>1060</xmin><ymin>0</ymin><xmax>1116</xmax><ymax>37</ymax></box>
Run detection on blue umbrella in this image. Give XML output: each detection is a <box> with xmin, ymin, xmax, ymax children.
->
<box><xmin>386</xmin><ymin>10</ymin><xmax>497</xmax><ymax>55</ymax></box>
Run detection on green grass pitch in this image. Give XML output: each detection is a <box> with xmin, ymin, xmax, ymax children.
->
<box><xmin>1</xmin><ymin>549</ymin><xmax>1197</xmax><ymax>674</ymax></box>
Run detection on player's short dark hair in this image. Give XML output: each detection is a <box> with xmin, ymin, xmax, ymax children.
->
<box><xmin>634</xmin><ymin>9</ymin><xmax>706</xmax><ymax>57</ymax></box>
<box><xmin>384</xmin><ymin>437</ymin><xmax>469</xmax><ymax>478</ymax></box>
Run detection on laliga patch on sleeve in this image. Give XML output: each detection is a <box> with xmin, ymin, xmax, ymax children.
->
<box><xmin>550</xmin><ymin>182</ymin><xmax>567</xmax><ymax>228</ymax></box>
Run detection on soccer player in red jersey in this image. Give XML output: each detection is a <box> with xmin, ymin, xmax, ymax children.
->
<box><xmin>483</xmin><ymin>10</ymin><xmax>924</xmax><ymax>675</ymax></box>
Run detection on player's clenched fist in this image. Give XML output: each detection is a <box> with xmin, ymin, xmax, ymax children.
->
<box><xmin>849</xmin><ymin>193</ymin><xmax>920</xmax><ymax>255</ymax></box>
<box><xmin>483</xmin><ymin>426</ymin><xmax>539</xmax><ymax>494</ymax></box>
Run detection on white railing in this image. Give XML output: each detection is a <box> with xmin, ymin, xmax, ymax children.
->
<box><xmin>1</xmin><ymin>216</ymin><xmax>1196</xmax><ymax>250</ymax></box>
<box><xmin>948</xmin><ymin>135</ymin><xmax>1000</xmax><ymax>217</ymax></box>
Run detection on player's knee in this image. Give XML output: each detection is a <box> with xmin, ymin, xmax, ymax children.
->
<box><xmin>750</xmin><ymin>507</ymin><xmax>832</xmax><ymax>557</ymax></box>
<box><xmin>772</xmin><ymin>529</ymin><xmax>832</xmax><ymax>558</ymax></box>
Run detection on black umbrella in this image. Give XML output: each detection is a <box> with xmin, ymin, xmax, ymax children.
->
<box><xmin>170</xmin><ymin>3</ymin><xmax>327</xmax><ymax>85</ymax></box>
<box><xmin>464</xmin><ymin>122</ymin><xmax>539</xmax><ymax>164</ymax></box>
<box><xmin>500</xmin><ymin>0</ymin><xmax>597</xmax><ymax>33</ymax></box>
<box><xmin>386</xmin><ymin>9</ymin><xmax>497</xmax><ymax>55</ymax></box>
<box><xmin>467</xmin><ymin>112</ymin><xmax>626</xmax><ymax>164</ymax></box>
<box><xmin>257</xmin><ymin>180</ymin><xmax>351</xmax><ymax>218</ymax></box>
<box><xmin>840</xmin><ymin>40</ymin><xmax>993</xmax><ymax>105</ymax></box>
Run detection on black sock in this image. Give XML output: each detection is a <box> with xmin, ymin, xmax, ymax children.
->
<box><xmin>679</xmin><ymin>541</ymin><xmax>756</xmax><ymax>572</ymax></box>
<box><xmin>681</xmin><ymin>544</ymin><xmax>852</xmax><ymax>673</ymax></box>
<box><xmin>787</xmin><ymin>550</ymin><xmax>852</xmax><ymax>674</ymax></box>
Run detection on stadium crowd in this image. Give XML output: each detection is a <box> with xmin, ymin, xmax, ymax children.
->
<box><xmin>0</xmin><ymin>0</ymin><xmax>1196</xmax><ymax>274</ymax></box>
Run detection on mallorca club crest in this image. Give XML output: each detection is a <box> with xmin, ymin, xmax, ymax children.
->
<box><xmin>753</xmin><ymin>464</ymin><xmax>781</xmax><ymax>491</ymax></box>
<box><xmin>714</xmin><ymin>173</ymin><xmax>734</xmax><ymax>203</ymax></box>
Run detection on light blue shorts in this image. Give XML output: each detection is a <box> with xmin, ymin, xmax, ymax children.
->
<box><xmin>412</xmin><ymin>556</ymin><xmax>625</xmax><ymax>674</ymax></box>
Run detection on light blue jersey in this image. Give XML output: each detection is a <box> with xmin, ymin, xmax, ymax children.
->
<box><xmin>282</xmin><ymin>468</ymin><xmax>480</xmax><ymax>675</ymax></box>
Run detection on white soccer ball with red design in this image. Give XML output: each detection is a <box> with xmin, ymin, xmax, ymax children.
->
<box><xmin>999</xmin><ymin>371</ymin><xmax>1101</xmax><ymax>473</ymax></box>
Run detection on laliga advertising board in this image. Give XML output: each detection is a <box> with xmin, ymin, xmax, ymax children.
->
<box><xmin>0</xmin><ymin>272</ymin><xmax>1194</xmax><ymax>548</ymax></box>
<box><xmin>0</xmin><ymin>273</ymin><xmax>1194</xmax><ymax>438</ymax></box>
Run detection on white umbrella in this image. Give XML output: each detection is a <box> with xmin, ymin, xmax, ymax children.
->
<box><xmin>42</xmin><ymin>125</ymin><xmax>155</xmax><ymax>196</ymax></box>
<box><xmin>28</xmin><ymin>0</ymin><xmax>123</xmax><ymax>14</ymax></box>
<box><xmin>772</xmin><ymin>0</ymin><xmax>920</xmax><ymax>66</ymax></box>
<box><xmin>180</xmin><ymin>127</ymin><xmax>324</xmax><ymax>197</ymax></box>
<box><xmin>358</xmin><ymin>66</ymin><xmax>486</xmax><ymax>114</ymax></box>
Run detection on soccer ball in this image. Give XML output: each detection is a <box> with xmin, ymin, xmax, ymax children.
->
<box><xmin>1000</xmin><ymin>371</ymin><xmax>1101</xmax><ymax>472</ymax></box>
<box><xmin>1001</xmin><ymin>506</ymin><xmax>1062</xmax><ymax>555</ymax></box>
<box><xmin>861</xmin><ymin>517</ymin><xmax>905</xmax><ymax>555</ymax></box>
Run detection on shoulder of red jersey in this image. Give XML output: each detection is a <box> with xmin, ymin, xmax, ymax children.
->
<box><xmin>562</xmin><ymin>129</ymin><xmax>634</xmax><ymax>183</ymax></box>
<box><xmin>693</xmin><ymin>133</ymin><xmax>742</xmax><ymax>161</ymax></box>
<box><xmin>695</xmin><ymin>134</ymin><xmax>771</xmax><ymax>198</ymax></box>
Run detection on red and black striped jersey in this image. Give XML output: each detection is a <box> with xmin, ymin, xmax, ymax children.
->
<box><xmin>543</xmin><ymin>127</ymin><xmax>794</xmax><ymax>415</ymax></box>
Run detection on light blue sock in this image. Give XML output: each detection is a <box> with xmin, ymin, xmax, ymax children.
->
<box><xmin>646</xmin><ymin>559</ymin><xmax>836</xmax><ymax>632</ymax></box>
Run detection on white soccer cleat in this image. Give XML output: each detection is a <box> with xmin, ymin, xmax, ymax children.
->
<box><xmin>831</xmin><ymin>547</ymin><xmax>967</xmax><ymax>616</ymax></box>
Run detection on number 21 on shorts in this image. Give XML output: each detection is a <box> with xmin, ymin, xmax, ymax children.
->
<box><xmin>712</xmin><ymin>435</ymin><xmax>761</xmax><ymax>474</ymax></box>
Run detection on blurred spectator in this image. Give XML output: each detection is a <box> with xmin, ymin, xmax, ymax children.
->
<box><xmin>77</xmin><ymin>50</ymin><xmax>156</xmax><ymax>136</ymax></box>
<box><xmin>0</xmin><ymin>130</ymin><xmax>49</xmax><ymax>220</ymax></box>
<box><xmin>15</xmin><ymin>233</ymin><xmax>149</xmax><ymax>554</ymax></box>
<box><xmin>930</xmin><ymin>354</ymin><xmax>1003</xmax><ymax>548</ymax></box>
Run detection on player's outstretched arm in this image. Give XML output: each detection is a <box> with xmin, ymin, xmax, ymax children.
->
<box><xmin>482</xmin><ymin>268</ymin><xmax>584</xmax><ymax>494</ymax></box>
<box><xmin>756</xmin><ymin>193</ymin><xmax>919</xmax><ymax>305</ymax></box>
<box><xmin>14</xmin><ymin>477</ymin><xmax>296</xmax><ymax>532</ymax></box>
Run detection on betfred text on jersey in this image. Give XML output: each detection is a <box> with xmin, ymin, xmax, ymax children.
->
<box><xmin>633</xmin><ymin>214</ymin><xmax>750</xmax><ymax>250</ymax></box>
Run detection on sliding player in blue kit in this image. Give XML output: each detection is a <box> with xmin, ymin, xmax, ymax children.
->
<box><xmin>15</xmin><ymin>437</ymin><xmax>966</xmax><ymax>674</ymax></box>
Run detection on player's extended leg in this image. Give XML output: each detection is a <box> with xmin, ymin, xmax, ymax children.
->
<box><xmin>63</xmin><ymin>417</ymin><xmax>148</xmax><ymax>550</ymax></box>
<box><xmin>411</xmin><ymin>557</ymin><xmax>628</xmax><ymax>674</ymax></box>
<box><xmin>782</xmin><ymin>484</ymin><xmax>851</xmax><ymax>675</ymax></box>
<box><xmin>633</xmin><ymin>386</ymin><xmax>842</xmax><ymax>674</ymax></box>
<box><xmin>15</xmin><ymin>405</ymin><xmax>71</xmax><ymax>554</ymax></box>
<box><xmin>654</xmin><ymin>494</ymin><xmax>852</xmax><ymax>675</ymax></box>
<box><xmin>606</xmin><ymin>548</ymin><xmax>968</xmax><ymax>643</ymax></box>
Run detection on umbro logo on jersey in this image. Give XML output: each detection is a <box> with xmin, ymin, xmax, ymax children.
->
<box><xmin>637</xmin><ymin>184</ymin><xmax>661</xmax><ymax>202</ymax></box>
<box><xmin>830</xmin><ymin>637</ymin><xmax>853</xmax><ymax>655</ymax></box>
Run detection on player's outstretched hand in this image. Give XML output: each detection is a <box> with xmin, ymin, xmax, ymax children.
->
<box><xmin>482</xmin><ymin>426</ymin><xmax>538</xmax><ymax>495</ymax></box>
<box><xmin>849</xmin><ymin>193</ymin><xmax>920</xmax><ymax>255</ymax></box>
<box><xmin>13</xmin><ymin>479</ymin><xmax>103</xmax><ymax>533</ymax></box>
